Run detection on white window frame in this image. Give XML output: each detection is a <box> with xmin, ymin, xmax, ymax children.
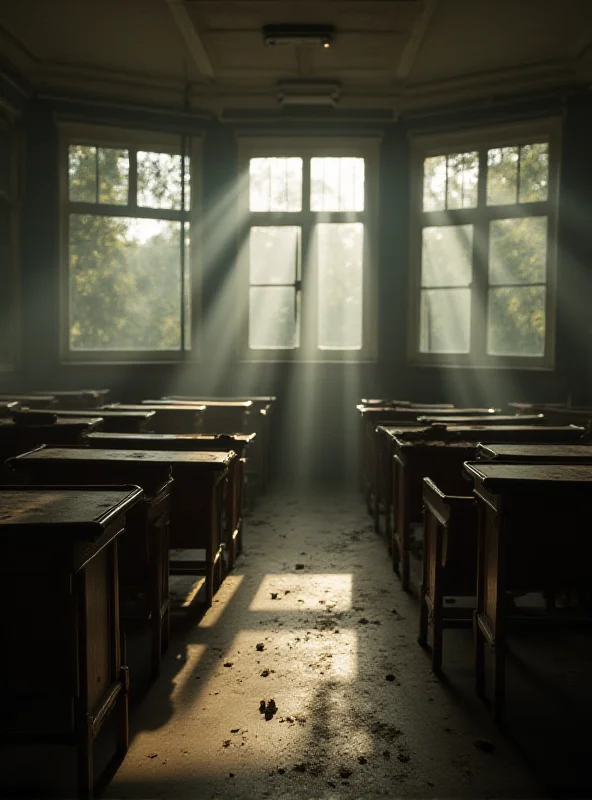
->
<box><xmin>59</xmin><ymin>122</ymin><xmax>202</xmax><ymax>363</ymax></box>
<box><xmin>408</xmin><ymin>118</ymin><xmax>561</xmax><ymax>370</ymax></box>
<box><xmin>237</xmin><ymin>136</ymin><xmax>380</xmax><ymax>362</ymax></box>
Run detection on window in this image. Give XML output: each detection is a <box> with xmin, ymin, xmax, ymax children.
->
<box><xmin>239</xmin><ymin>139</ymin><xmax>378</xmax><ymax>360</ymax></box>
<box><xmin>409</xmin><ymin>121</ymin><xmax>560</xmax><ymax>368</ymax></box>
<box><xmin>0</xmin><ymin>115</ymin><xmax>19</xmax><ymax>369</ymax></box>
<box><xmin>60</xmin><ymin>124</ymin><xmax>200</xmax><ymax>361</ymax></box>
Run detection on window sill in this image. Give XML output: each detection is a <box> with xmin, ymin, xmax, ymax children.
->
<box><xmin>409</xmin><ymin>360</ymin><xmax>555</xmax><ymax>372</ymax></box>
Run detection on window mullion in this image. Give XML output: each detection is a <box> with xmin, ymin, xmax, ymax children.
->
<box><xmin>300</xmin><ymin>158</ymin><xmax>314</xmax><ymax>354</ymax></box>
<box><xmin>129</xmin><ymin>148</ymin><xmax>138</xmax><ymax>211</ymax></box>
<box><xmin>471</xmin><ymin>148</ymin><xmax>489</xmax><ymax>360</ymax></box>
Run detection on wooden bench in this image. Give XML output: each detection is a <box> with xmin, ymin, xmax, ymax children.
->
<box><xmin>464</xmin><ymin>461</ymin><xmax>592</xmax><ymax>719</ymax></box>
<box><xmin>87</xmin><ymin>432</ymin><xmax>253</xmax><ymax>572</ymax></box>
<box><xmin>30</xmin><ymin>389</ymin><xmax>110</xmax><ymax>409</ymax></box>
<box><xmin>6</xmin><ymin>447</ymin><xmax>174</xmax><ymax>680</ymax></box>
<box><xmin>418</xmin><ymin>477</ymin><xmax>477</xmax><ymax>674</ymax></box>
<box><xmin>103</xmin><ymin>404</ymin><xmax>205</xmax><ymax>434</ymax></box>
<box><xmin>0</xmin><ymin>485</ymin><xmax>143</xmax><ymax>799</ymax></box>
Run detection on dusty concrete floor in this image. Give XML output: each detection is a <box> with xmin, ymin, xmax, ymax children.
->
<box><xmin>104</xmin><ymin>491</ymin><xmax>553</xmax><ymax>800</ymax></box>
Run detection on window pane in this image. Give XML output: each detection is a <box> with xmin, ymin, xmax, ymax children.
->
<box><xmin>69</xmin><ymin>214</ymin><xmax>182</xmax><ymax>350</ymax></box>
<box><xmin>420</xmin><ymin>288</ymin><xmax>471</xmax><ymax>354</ymax></box>
<box><xmin>137</xmin><ymin>151</ymin><xmax>190</xmax><ymax>210</ymax></box>
<box><xmin>447</xmin><ymin>151</ymin><xmax>478</xmax><ymax>209</ymax></box>
<box><xmin>519</xmin><ymin>143</ymin><xmax>549</xmax><ymax>203</ymax></box>
<box><xmin>310</xmin><ymin>157</ymin><xmax>365</xmax><ymax>212</ymax></box>
<box><xmin>249</xmin><ymin>226</ymin><xmax>300</xmax><ymax>285</ymax></box>
<box><xmin>489</xmin><ymin>217</ymin><xmax>547</xmax><ymax>286</ymax></box>
<box><xmin>98</xmin><ymin>148</ymin><xmax>129</xmax><ymax>205</ymax></box>
<box><xmin>317</xmin><ymin>222</ymin><xmax>363</xmax><ymax>350</ymax></box>
<box><xmin>69</xmin><ymin>145</ymin><xmax>97</xmax><ymax>203</ymax></box>
<box><xmin>487</xmin><ymin>286</ymin><xmax>545</xmax><ymax>357</ymax></box>
<box><xmin>421</xmin><ymin>225</ymin><xmax>473</xmax><ymax>288</ymax></box>
<box><xmin>422</xmin><ymin>155</ymin><xmax>446</xmax><ymax>211</ymax></box>
<box><xmin>249</xmin><ymin>157</ymin><xmax>302</xmax><ymax>212</ymax></box>
<box><xmin>487</xmin><ymin>147</ymin><xmax>519</xmax><ymax>205</ymax></box>
<box><xmin>249</xmin><ymin>286</ymin><xmax>298</xmax><ymax>349</ymax></box>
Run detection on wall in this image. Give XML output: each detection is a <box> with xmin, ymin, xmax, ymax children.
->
<box><xmin>5</xmin><ymin>89</ymin><xmax>592</xmax><ymax>482</ymax></box>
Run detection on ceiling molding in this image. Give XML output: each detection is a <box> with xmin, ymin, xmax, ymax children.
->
<box><xmin>394</xmin><ymin>0</ymin><xmax>438</xmax><ymax>80</ymax></box>
<box><xmin>165</xmin><ymin>0</ymin><xmax>215</xmax><ymax>80</ymax></box>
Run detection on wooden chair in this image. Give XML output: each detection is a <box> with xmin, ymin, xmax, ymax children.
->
<box><xmin>418</xmin><ymin>477</ymin><xmax>477</xmax><ymax>674</ymax></box>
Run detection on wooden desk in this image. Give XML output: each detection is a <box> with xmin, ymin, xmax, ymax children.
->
<box><xmin>87</xmin><ymin>432</ymin><xmax>254</xmax><ymax>570</ymax></box>
<box><xmin>477</xmin><ymin>443</ymin><xmax>592</xmax><ymax>462</ymax></box>
<box><xmin>0</xmin><ymin>417</ymin><xmax>103</xmax><ymax>462</ymax></box>
<box><xmin>419</xmin><ymin>477</ymin><xmax>477</xmax><ymax>673</ymax></box>
<box><xmin>9</xmin><ymin>446</ymin><xmax>233</xmax><ymax>608</ymax></box>
<box><xmin>375</xmin><ymin>425</ymin><xmax>432</xmax><ymax>541</ymax></box>
<box><xmin>464</xmin><ymin>462</ymin><xmax>592</xmax><ymax>718</ymax></box>
<box><xmin>103</xmin><ymin>404</ymin><xmax>205</xmax><ymax>434</ymax></box>
<box><xmin>161</xmin><ymin>397</ymin><xmax>272</xmax><ymax>493</ymax></box>
<box><xmin>31</xmin><ymin>408</ymin><xmax>156</xmax><ymax>433</ymax></box>
<box><xmin>0</xmin><ymin>400</ymin><xmax>20</xmax><ymax>417</ymax></box>
<box><xmin>0</xmin><ymin>394</ymin><xmax>56</xmax><ymax>409</ymax></box>
<box><xmin>0</xmin><ymin>485</ymin><xmax>143</xmax><ymax>799</ymax></box>
<box><xmin>30</xmin><ymin>389</ymin><xmax>110</xmax><ymax>409</ymax></box>
<box><xmin>392</xmin><ymin>438</ymin><xmax>476</xmax><ymax>590</ymax></box>
<box><xmin>6</xmin><ymin>448</ymin><xmax>173</xmax><ymax>678</ymax></box>
<box><xmin>442</xmin><ymin>424</ymin><xmax>588</xmax><ymax>443</ymax></box>
<box><xmin>418</xmin><ymin>414</ymin><xmax>545</xmax><ymax>426</ymax></box>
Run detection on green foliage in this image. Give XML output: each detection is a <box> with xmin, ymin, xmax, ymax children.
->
<box><xmin>68</xmin><ymin>145</ymin><xmax>187</xmax><ymax>351</ymax></box>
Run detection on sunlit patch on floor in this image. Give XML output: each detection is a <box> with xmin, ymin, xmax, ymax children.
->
<box><xmin>198</xmin><ymin>575</ymin><xmax>245</xmax><ymax>628</ymax></box>
<box><xmin>248</xmin><ymin>573</ymin><xmax>352</xmax><ymax>611</ymax></box>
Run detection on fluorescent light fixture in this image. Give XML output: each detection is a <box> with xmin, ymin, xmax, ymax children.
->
<box><xmin>278</xmin><ymin>81</ymin><xmax>340</xmax><ymax>107</ymax></box>
<box><xmin>263</xmin><ymin>24</ymin><xmax>335</xmax><ymax>48</ymax></box>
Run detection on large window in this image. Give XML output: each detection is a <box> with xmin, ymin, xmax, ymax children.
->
<box><xmin>60</xmin><ymin>124</ymin><xmax>200</xmax><ymax>361</ymax></box>
<box><xmin>239</xmin><ymin>139</ymin><xmax>378</xmax><ymax>360</ymax></box>
<box><xmin>409</xmin><ymin>121</ymin><xmax>560</xmax><ymax>368</ymax></box>
<box><xmin>0</xmin><ymin>115</ymin><xmax>19</xmax><ymax>369</ymax></box>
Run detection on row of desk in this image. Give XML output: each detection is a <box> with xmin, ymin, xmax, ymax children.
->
<box><xmin>0</xmin><ymin>389</ymin><xmax>276</xmax><ymax>798</ymax></box>
<box><xmin>358</xmin><ymin>399</ymin><xmax>592</xmax><ymax>720</ymax></box>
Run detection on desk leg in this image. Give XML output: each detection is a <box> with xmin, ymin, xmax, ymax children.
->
<box><xmin>78</xmin><ymin>713</ymin><xmax>94</xmax><ymax>800</ymax></box>
<box><xmin>374</xmin><ymin>433</ymin><xmax>381</xmax><ymax>534</ymax></box>
<box><xmin>474</xmin><ymin>503</ymin><xmax>486</xmax><ymax>697</ymax></box>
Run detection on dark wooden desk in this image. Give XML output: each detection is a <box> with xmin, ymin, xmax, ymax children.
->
<box><xmin>464</xmin><ymin>461</ymin><xmax>592</xmax><ymax>718</ymax></box>
<box><xmin>442</xmin><ymin>424</ymin><xmax>587</xmax><ymax>443</ymax></box>
<box><xmin>103</xmin><ymin>404</ymin><xmax>205</xmax><ymax>434</ymax></box>
<box><xmin>0</xmin><ymin>394</ymin><xmax>56</xmax><ymax>409</ymax></box>
<box><xmin>0</xmin><ymin>417</ymin><xmax>103</xmax><ymax>462</ymax></box>
<box><xmin>391</xmin><ymin>438</ymin><xmax>476</xmax><ymax>590</ymax></box>
<box><xmin>0</xmin><ymin>400</ymin><xmax>20</xmax><ymax>417</ymax></box>
<box><xmin>30</xmin><ymin>408</ymin><xmax>156</xmax><ymax>433</ymax></box>
<box><xmin>0</xmin><ymin>485</ymin><xmax>143</xmax><ymax>799</ymax></box>
<box><xmin>477</xmin><ymin>443</ymin><xmax>592</xmax><ymax>462</ymax></box>
<box><xmin>30</xmin><ymin>389</ymin><xmax>110</xmax><ymax>409</ymax></box>
<box><xmin>6</xmin><ymin>447</ymin><xmax>173</xmax><ymax>678</ymax></box>
<box><xmin>87</xmin><ymin>432</ymin><xmax>253</xmax><ymax>570</ymax></box>
<box><xmin>374</xmin><ymin>425</ymin><xmax>432</xmax><ymax>541</ymax></box>
<box><xmin>9</xmin><ymin>446</ymin><xmax>234</xmax><ymax>608</ymax></box>
<box><xmin>418</xmin><ymin>414</ymin><xmax>545</xmax><ymax>426</ymax></box>
<box><xmin>161</xmin><ymin>398</ymin><xmax>272</xmax><ymax>493</ymax></box>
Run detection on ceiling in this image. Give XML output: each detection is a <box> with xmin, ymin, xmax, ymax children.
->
<box><xmin>1</xmin><ymin>0</ymin><xmax>592</xmax><ymax>116</ymax></box>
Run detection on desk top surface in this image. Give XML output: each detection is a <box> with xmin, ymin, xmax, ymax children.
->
<box><xmin>11</xmin><ymin>446</ymin><xmax>233</xmax><ymax>469</ymax></box>
<box><xmin>446</xmin><ymin>424</ymin><xmax>584</xmax><ymax>434</ymax></box>
<box><xmin>0</xmin><ymin>486</ymin><xmax>142</xmax><ymax>528</ymax></box>
<box><xmin>0</xmin><ymin>417</ymin><xmax>102</xmax><ymax>430</ymax></box>
<box><xmin>478</xmin><ymin>443</ymin><xmax>592</xmax><ymax>460</ymax></box>
<box><xmin>88</xmin><ymin>432</ymin><xmax>255</xmax><ymax>444</ymax></box>
<box><xmin>465</xmin><ymin>461</ymin><xmax>592</xmax><ymax>490</ymax></box>
<box><xmin>30</xmin><ymin>389</ymin><xmax>109</xmax><ymax>398</ymax></box>
<box><xmin>0</xmin><ymin>394</ymin><xmax>56</xmax><ymax>403</ymax></box>
<box><xmin>418</xmin><ymin>414</ymin><xmax>544</xmax><ymax>425</ymax></box>
<box><xmin>145</xmin><ymin>399</ymin><xmax>253</xmax><ymax>409</ymax></box>
<box><xmin>34</xmin><ymin>408</ymin><xmax>155</xmax><ymax>419</ymax></box>
<box><xmin>105</xmin><ymin>404</ymin><xmax>205</xmax><ymax>413</ymax></box>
